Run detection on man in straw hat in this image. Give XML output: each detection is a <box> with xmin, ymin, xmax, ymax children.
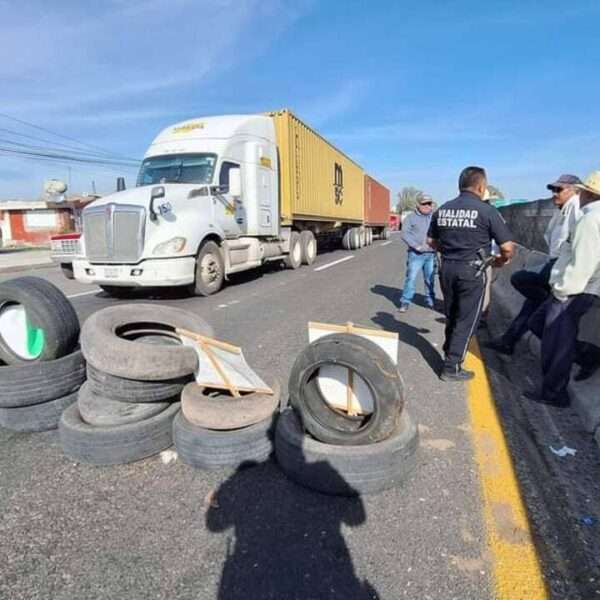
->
<box><xmin>526</xmin><ymin>171</ymin><xmax>600</xmax><ymax>405</ymax></box>
<box><xmin>485</xmin><ymin>174</ymin><xmax>582</xmax><ymax>354</ymax></box>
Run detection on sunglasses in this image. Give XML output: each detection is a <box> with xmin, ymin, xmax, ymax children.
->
<box><xmin>550</xmin><ymin>186</ymin><xmax>564</xmax><ymax>194</ymax></box>
<box><xmin>420</xmin><ymin>202</ymin><xmax>433</xmax><ymax>206</ymax></box>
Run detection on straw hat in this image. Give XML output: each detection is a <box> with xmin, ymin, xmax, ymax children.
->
<box><xmin>576</xmin><ymin>171</ymin><xmax>600</xmax><ymax>196</ymax></box>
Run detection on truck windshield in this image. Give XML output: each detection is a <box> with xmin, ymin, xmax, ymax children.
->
<box><xmin>136</xmin><ymin>153</ymin><xmax>217</xmax><ymax>186</ymax></box>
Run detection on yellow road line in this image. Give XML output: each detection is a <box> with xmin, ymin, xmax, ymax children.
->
<box><xmin>464</xmin><ymin>340</ymin><xmax>548</xmax><ymax>599</ymax></box>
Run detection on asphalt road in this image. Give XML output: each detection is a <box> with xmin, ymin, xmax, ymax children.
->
<box><xmin>0</xmin><ymin>234</ymin><xmax>497</xmax><ymax>600</ymax></box>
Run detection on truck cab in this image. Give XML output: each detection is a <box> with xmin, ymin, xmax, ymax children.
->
<box><xmin>73</xmin><ymin>115</ymin><xmax>281</xmax><ymax>295</ymax></box>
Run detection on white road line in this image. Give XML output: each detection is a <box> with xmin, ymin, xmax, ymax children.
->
<box><xmin>314</xmin><ymin>256</ymin><xmax>354</xmax><ymax>272</ymax></box>
<box><xmin>67</xmin><ymin>288</ymin><xmax>101</xmax><ymax>299</ymax></box>
<box><xmin>380</xmin><ymin>241</ymin><xmax>392</xmax><ymax>246</ymax></box>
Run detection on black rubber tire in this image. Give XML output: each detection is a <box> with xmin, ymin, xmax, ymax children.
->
<box><xmin>0</xmin><ymin>391</ymin><xmax>78</xmax><ymax>433</ymax></box>
<box><xmin>173</xmin><ymin>410</ymin><xmax>276</xmax><ymax>470</ymax></box>
<box><xmin>181</xmin><ymin>376</ymin><xmax>281</xmax><ymax>430</ymax></box>
<box><xmin>350</xmin><ymin>228</ymin><xmax>361</xmax><ymax>250</ymax></box>
<box><xmin>100</xmin><ymin>285</ymin><xmax>137</xmax><ymax>298</ymax></box>
<box><xmin>77</xmin><ymin>382</ymin><xmax>170</xmax><ymax>427</ymax></box>
<box><xmin>289</xmin><ymin>333</ymin><xmax>404</xmax><ymax>445</ymax></box>
<box><xmin>0</xmin><ymin>276</ymin><xmax>79</xmax><ymax>364</ymax></box>
<box><xmin>0</xmin><ymin>349</ymin><xmax>85</xmax><ymax>408</ymax></box>
<box><xmin>80</xmin><ymin>304</ymin><xmax>213</xmax><ymax>381</ymax></box>
<box><xmin>60</xmin><ymin>263</ymin><xmax>75</xmax><ymax>280</ymax></box>
<box><xmin>59</xmin><ymin>402</ymin><xmax>180</xmax><ymax>466</ymax></box>
<box><xmin>275</xmin><ymin>408</ymin><xmax>419</xmax><ymax>496</ymax></box>
<box><xmin>284</xmin><ymin>231</ymin><xmax>302</xmax><ymax>269</ymax></box>
<box><xmin>86</xmin><ymin>363</ymin><xmax>190</xmax><ymax>403</ymax></box>
<box><xmin>300</xmin><ymin>230</ymin><xmax>317</xmax><ymax>265</ymax></box>
<box><xmin>193</xmin><ymin>241</ymin><xmax>225</xmax><ymax>296</ymax></box>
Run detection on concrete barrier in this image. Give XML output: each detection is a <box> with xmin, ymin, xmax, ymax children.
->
<box><xmin>487</xmin><ymin>244</ymin><xmax>600</xmax><ymax>445</ymax></box>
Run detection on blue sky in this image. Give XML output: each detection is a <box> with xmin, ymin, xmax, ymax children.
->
<box><xmin>2</xmin><ymin>0</ymin><xmax>600</xmax><ymax>203</ymax></box>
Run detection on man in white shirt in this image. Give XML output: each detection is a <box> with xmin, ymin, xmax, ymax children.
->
<box><xmin>486</xmin><ymin>174</ymin><xmax>581</xmax><ymax>354</ymax></box>
<box><xmin>527</xmin><ymin>171</ymin><xmax>600</xmax><ymax>405</ymax></box>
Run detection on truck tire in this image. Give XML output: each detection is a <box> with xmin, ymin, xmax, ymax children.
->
<box><xmin>181</xmin><ymin>376</ymin><xmax>281</xmax><ymax>430</ymax></box>
<box><xmin>342</xmin><ymin>229</ymin><xmax>352</xmax><ymax>250</ymax></box>
<box><xmin>80</xmin><ymin>304</ymin><xmax>213</xmax><ymax>381</ymax></box>
<box><xmin>78</xmin><ymin>382</ymin><xmax>170</xmax><ymax>427</ymax></box>
<box><xmin>350</xmin><ymin>228</ymin><xmax>361</xmax><ymax>250</ymax></box>
<box><xmin>0</xmin><ymin>390</ymin><xmax>78</xmax><ymax>433</ymax></box>
<box><xmin>193</xmin><ymin>241</ymin><xmax>224</xmax><ymax>296</ymax></box>
<box><xmin>359</xmin><ymin>229</ymin><xmax>367</xmax><ymax>247</ymax></box>
<box><xmin>59</xmin><ymin>402</ymin><xmax>180</xmax><ymax>466</ymax></box>
<box><xmin>100</xmin><ymin>285</ymin><xmax>136</xmax><ymax>298</ymax></box>
<box><xmin>173</xmin><ymin>410</ymin><xmax>276</xmax><ymax>470</ymax></box>
<box><xmin>367</xmin><ymin>229</ymin><xmax>373</xmax><ymax>245</ymax></box>
<box><xmin>0</xmin><ymin>277</ymin><xmax>79</xmax><ymax>364</ymax></box>
<box><xmin>0</xmin><ymin>349</ymin><xmax>85</xmax><ymax>408</ymax></box>
<box><xmin>300</xmin><ymin>231</ymin><xmax>317</xmax><ymax>265</ymax></box>
<box><xmin>86</xmin><ymin>363</ymin><xmax>190</xmax><ymax>403</ymax></box>
<box><xmin>284</xmin><ymin>231</ymin><xmax>302</xmax><ymax>269</ymax></box>
<box><xmin>60</xmin><ymin>263</ymin><xmax>75</xmax><ymax>280</ymax></box>
<box><xmin>275</xmin><ymin>408</ymin><xmax>418</xmax><ymax>496</ymax></box>
<box><xmin>289</xmin><ymin>333</ymin><xmax>404</xmax><ymax>445</ymax></box>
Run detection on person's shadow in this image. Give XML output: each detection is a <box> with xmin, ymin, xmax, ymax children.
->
<box><xmin>372</xmin><ymin>311</ymin><xmax>443</xmax><ymax>374</ymax></box>
<box><xmin>371</xmin><ymin>284</ymin><xmax>443</xmax><ymax>313</ymax></box>
<box><xmin>206</xmin><ymin>460</ymin><xmax>380</xmax><ymax>600</ymax></box>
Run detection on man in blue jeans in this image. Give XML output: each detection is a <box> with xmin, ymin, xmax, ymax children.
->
<box><xmin>399</xmin><ymin>195</ymin><xmax>436</xmax><ymax>312</ymax></box>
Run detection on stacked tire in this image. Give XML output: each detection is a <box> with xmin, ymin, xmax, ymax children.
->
<box><xmin>60</xmin><ymin>304</ymin><xmax>212</xmax><ymax>465</ymax></box>
<box><xmin>276</xmin><ymin>333</ymin><xmax>419</xmax><ymax>496</ymax></box>
<box><xmin>173</xmin><ymin>375</ymin><xmax>282</xmax><ymax>470</ymax></box>
<box><xmin>0</xmin><ymin>277</ymin><xmax>83</xmax><ymax>432</ymax></box>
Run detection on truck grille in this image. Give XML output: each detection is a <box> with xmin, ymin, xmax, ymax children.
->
<box><xmin>83</xmin><ymin>203</ymin><xmax>145</xmax><ymax>263</ymax></box>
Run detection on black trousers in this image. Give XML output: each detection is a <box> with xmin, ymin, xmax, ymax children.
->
<box><xmin>528</xmin><ymin>293</ymin><xmax>596</xmax><ymax>398</ymax></box>
<box><xmin>501</xmin><ymin>259</ymin><xmax>555</xmax><ymax>347</ymax></box>
<box><xmin>440</xmin><ymin>260</ymin><xmax>486</xmax><ymax>369</ymax></box>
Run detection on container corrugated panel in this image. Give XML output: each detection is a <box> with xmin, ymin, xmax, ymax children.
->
<box><xmin>364</xmin><ymin>175</ymin><xmax>390</xmax><ymax>226</ymax></box>
<box><xmin>269</xmin><ymin>110</ymin><xmax>364</xmax><ymax>225</ymax></box>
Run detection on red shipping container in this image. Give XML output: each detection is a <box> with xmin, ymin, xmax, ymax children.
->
<box><xmin>364</xmin><ymin>175</ymin><xmax>390</xmax><ymax>226</ymax></box>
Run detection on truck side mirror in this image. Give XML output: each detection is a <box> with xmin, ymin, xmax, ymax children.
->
<box><xmin>116</xmin><ymin>177</ymin><xmax>126</xmax><ymax>192</ymax></box>
<box><xmin>229</xmin><ymin>168</ymin><xmax>241</xmax><ymax>197</ymax></box>
<box><xmin>149</xmin><ymin>186</ymin><xmax>165</xmax><ymax>221</ymax></box>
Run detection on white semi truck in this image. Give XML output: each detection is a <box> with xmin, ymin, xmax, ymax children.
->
<box><xmin>69</xmin><ymin>110</ymin><xmax>385</xmax><ymax>297</ymax></box>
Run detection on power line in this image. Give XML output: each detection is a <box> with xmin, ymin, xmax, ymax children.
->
<box><xmin>0</xmin><ymin>111</ymin><xmax>140</xmax><ymax>162</ymax></box>
<box><xmin>0</xmin><ymin>137</ymin><xmax>140</xmax><ymax>164</ymax></box>
<box><xmin>0</xmin><ymin>126</ymin><xmax>138</xmax><ymax>160</ymax></box>
<box><xmin>0</xmin><ymin>146</ymin><xmax>140</xmax><ymax>169</ymax></box>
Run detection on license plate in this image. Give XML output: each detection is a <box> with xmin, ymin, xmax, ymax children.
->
<box><xmin>104</xmin><ymin>267</ymin><xmax>120</xmax><ymax>279</ymax></box>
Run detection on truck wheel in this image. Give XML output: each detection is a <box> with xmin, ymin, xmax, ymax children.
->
<box><xmin>350</xmin><ymin>228</ymin><xmax>361</xmax><ymax>250</ymax></box>
<box><xmin>367</xmin><ymin>229</ymin><xmax>373</xmax><ymax>245</ymax></box>
<box><xmin>60</xmin><ymin>263</ymin><xmax>75</xmax><ymax>280</ymax></box>
<box><xmin>300</xmin><ymin>231</ymin><xmax>317</xmax><ymax>265</ymax></box>
<box><xmin>193</xmin><ymin>241</ymin><xmax>224</xmax><ymax>296</ymax></box>
<box><xmin>0</xmin><ymin>276</ymin><xmax>80</xmax><ymax>364</ymax></box>
<box><xmin>275</xmin><ymin>408</ymin><xmax>418</xmax><ymax>496</ymax></box>
<box><xmin>100</xmin><ymin>285</ymin><xmax>136</xmax><ymax>298</ymax></box>
<box><xmin>284</xmin><ymin>232</ymin><xmax>302</xmax><ymax>269</ymax></box>
<box><xmin>342</xmin><ymin>229</ymin><xmax>352</xmax><ymax>250</ymax></box>
<box><xmin>173</xmin><ymin>410</ymin><xmax>276</xmax><ymax>470</ymax></box>
<box><xmin>360</xmin><ymin>229</ymin><xmax>367</xmax><ymax>247</ymax></box>
<box><xmin>288</xmin><ymin>333</ymin><xmax>404</xmax><ymax>445</ymax></box>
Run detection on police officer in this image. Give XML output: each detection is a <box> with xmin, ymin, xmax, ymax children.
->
<box><xmin>427</xmin><ymin>166</ymin><xmax>515</xmax><ymax>381</ymax></box>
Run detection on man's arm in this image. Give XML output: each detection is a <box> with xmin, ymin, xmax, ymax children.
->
<box><xmin>427</xmin><ymin>237</ymin><xmax>439</xmax><ymax>251</ymax></box>
<box><xmin>493</xmin><ymin>241</ymin><xmax>515</xmax><ymax>267</ymax></box>
<box><xmin>553</xmin><ymin>215</ymin><xmax>600</xmax><ymax>300</ymax></box>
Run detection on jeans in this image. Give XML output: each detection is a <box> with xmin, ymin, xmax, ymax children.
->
<box><xmin>400</xmin><ymin>250</ymin><xmax>436</xmax><ymax>305</ymax></box>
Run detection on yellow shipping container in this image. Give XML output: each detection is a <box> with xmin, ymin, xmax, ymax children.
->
<box><xmin>269</xmin><ymin>110</ymin><xmax>364</xmax><ymax>226</ymax></box>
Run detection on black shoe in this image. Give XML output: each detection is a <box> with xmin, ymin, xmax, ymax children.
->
<box><xmin>483</xmin><ymin>337</ymin><xmax>515</xmax><ymax>355</ymax></box>
<box><xmin>574</xmin><ymin>364</ymin><xmax>599</xmax><ymax>382</ymax></box>
<box><xmin>440</xmin><ymin>366</ymin><xmax>475</xmax><ymax>382</ymax></box>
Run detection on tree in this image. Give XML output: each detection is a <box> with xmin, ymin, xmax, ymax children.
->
<box><xmin>396</xmin><ymin>186</ymin><xmax>424</xmax><ymax>213</ymax></box>
<box><xmin>487</xmin><ymin>184</ymin><xmax>504</xmax><ymax>199</ymax></box>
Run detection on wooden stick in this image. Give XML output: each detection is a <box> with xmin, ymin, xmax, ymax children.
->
<box><xmin>308</xmin><ymin>320</ymin><xmax>398</xmax><ymax>339</ymax></box>
<box><xmin>345</xmin><ymin>322</ymin><xmax>357</xmax><ymax>415</ymax></box>
<box><xmin>175</xmin><ymin>328</ymin><xmax>242</xmax><ymax>354</ymax></box>
<box><xmin>199</xmin><ymin>339</ymin><xmax>241</xmax><ymax>398</ymax></box>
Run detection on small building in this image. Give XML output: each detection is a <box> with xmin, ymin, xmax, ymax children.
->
<box><xmin>0</xmin><ymin>195</ymin><xmax>98</xmax><ymax>247</ymax></box>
